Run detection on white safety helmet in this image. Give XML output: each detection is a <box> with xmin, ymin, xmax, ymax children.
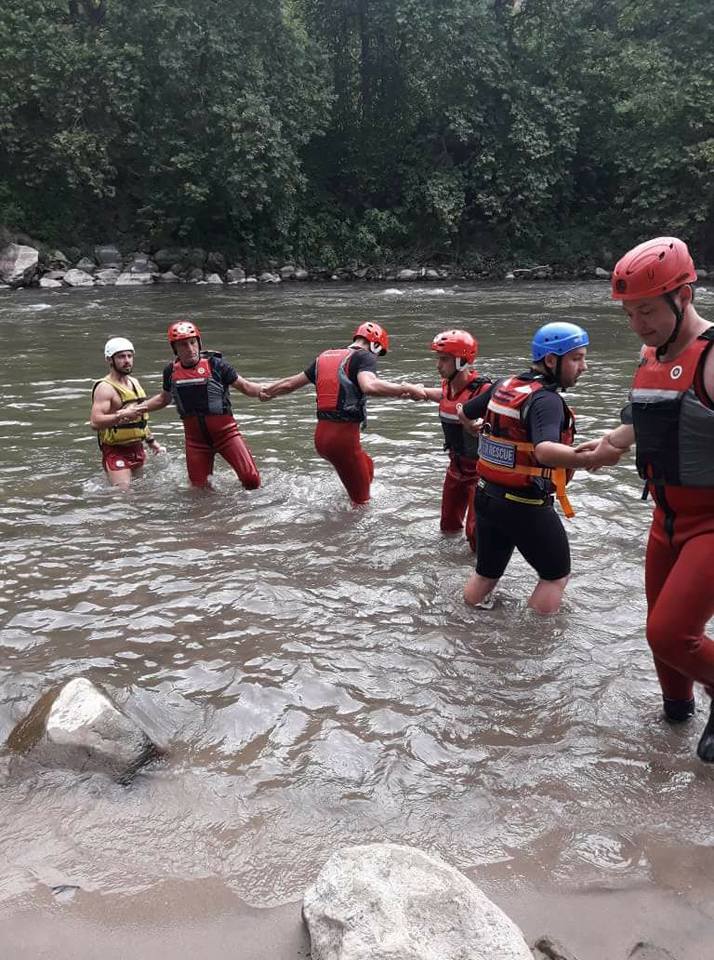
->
<box><xmin>104</xmin><ymin>336</ymin><xmax>135</xmax><ymax>359</ymax></box>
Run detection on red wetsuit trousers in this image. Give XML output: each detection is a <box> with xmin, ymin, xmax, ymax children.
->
<box><xmin>440</xmin><ymin>454</ymin><xmax>477</xmax><ymax>551</ymax></box>
<box><xmin>314</xmin><ymin>420</ymin><xmax>373</xmax><ymax>505</ymax></box>
<box><xmin>645</xmin><ymin>500</ymin><xmax>714</xmax><ymax>700</ymax></box>
<box><xmin>183</xmin><ymin>414</ymin><xmax>260</xmax><ymax>489</ymax></box>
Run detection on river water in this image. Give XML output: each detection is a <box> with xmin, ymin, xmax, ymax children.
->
<box><xmin>1</xmin><ymin>282</ymin><xmax>713</xmax><ymax>956</ymax></box>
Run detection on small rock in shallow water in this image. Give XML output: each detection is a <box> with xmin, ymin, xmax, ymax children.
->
<box><xmin>628</xmin><ymin>943</ymin><xmax>679</xmax><ymax>960</ymax></box>
<box><xmin>532</xmin><ymin>936</ymin><xmax>581</xmax><ymax>960</ymax></box>
<box><xmin>7</xmin><ymin>677</ymin><xmax>162</xmax><ymax>781</ymax></box>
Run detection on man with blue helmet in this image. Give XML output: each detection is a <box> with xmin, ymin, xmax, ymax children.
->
<box><xmin>458</xmin><ymin>321</ymin><xmax>597</xmax><ymax>614</ymax></box>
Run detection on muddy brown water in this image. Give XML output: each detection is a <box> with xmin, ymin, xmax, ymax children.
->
<box><xmin>1</xmin><ymin>282</ymin><xmax>713</xmax><ymax>957</ymax></box>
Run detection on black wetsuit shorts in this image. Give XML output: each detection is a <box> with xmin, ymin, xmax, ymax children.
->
<box><xmin>474</xmin><ymin>487</ymin><xmax>571</xmax><ymax>582</ymax></box>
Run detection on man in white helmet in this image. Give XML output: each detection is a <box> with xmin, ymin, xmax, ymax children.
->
<box><xmin>90</xmin><ymin>337</ymin><xmax>165</xmax><ymax>489</ymax></box>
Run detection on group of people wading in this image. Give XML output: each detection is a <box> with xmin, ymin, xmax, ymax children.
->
<box><xmin>90</xmin><ymin>235</ymin><xmax>714</xmax><ymax>765</ymax></box>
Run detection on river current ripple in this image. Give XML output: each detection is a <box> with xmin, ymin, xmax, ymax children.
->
<box><xmin>0</xmin><ymin>282</ymin><xmax>712</xmax><ymax>918</ymax></box>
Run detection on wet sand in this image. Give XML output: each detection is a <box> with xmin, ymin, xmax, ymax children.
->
<box><xmin>1</xmin><ymin>878</ymin><xmax>712</xmax><ymax>959</ymax></box>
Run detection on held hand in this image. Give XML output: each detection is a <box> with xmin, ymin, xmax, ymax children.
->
<box><xmin>578</xmin><ymin>436</ymin><xmax>625</xmax><ymax>471</ymax></box>
<box><xmin>405</xmin><ymin>384</ymin><xmax>428</xmax><ymax>401</ymax></box>
<box><xmin>456</xmin><ymin>403</ymin><xmax>481</xmax><ymax>437</ymax></box>
<box><xmin>258</xmin><ymin>382</ymin><xmax>279</xmax><ymax>401</ymax></box>
<box><xmin>149</xmin><ymin>441</ymin><xmax>167</xmax><ymax>455</ymax></box>
<box><xmin>115</xmin><ymin>403</ymin><xmax>144</xmax><ymax>422</ymax></box>
<box><xmin>574</xmin><ymin>438</ymin><xmax>601</xmax><ymax>454</ymax></box>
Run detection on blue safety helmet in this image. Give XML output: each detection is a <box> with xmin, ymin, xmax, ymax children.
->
<box><xmin>531</xmin><ymin>322</ymin><xmax>589</xmax><ymax>361</ymax></box>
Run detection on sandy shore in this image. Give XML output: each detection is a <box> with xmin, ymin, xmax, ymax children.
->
<box><xmin>1</xmin><ymin>877</ymin><xmax>712</xmax><ymax>959</ymax></box>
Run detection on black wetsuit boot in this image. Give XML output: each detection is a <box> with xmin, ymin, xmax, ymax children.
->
<box><xmin>663</xmin><ymin>697</ymin><xmax>695</xmax><ymax>723</ymax></box>
<box><xmin>696</xmin><ymin>699</ymin><xmax>714</xmax><ymax>763</ymax></box>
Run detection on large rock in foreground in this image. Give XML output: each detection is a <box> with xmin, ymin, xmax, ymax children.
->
<box><xmin>0</xmin><ymin>243</ymin><xmax>39</xmax><ymax>287</ymax></box>
<box><xmin>303</xmin><ymin>843</ymin><xmax>532</xmax><ymax>960</ymax></box>
<box><xmin>7</xmin><ymin>677</ymin><xmax>161</xmax><ymax>781</ymax></box>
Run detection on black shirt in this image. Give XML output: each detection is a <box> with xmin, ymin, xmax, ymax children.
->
<box><xmin>304</xmin><ymin>347</ymin><xmax>378</xmax><ymax>385</ymax></box>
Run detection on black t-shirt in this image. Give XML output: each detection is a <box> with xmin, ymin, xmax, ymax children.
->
<box><xmin>462</xmin><ymin>374</ymin><xmax>567</xmax><ymax>445</ymax></box>
<box><xmin>304</xmin><ymin>347</ymin><xmax>378</xmax><ymax>386</ymax></box>
<box><xmin>162</xmin><ymin>355</ymin><xmax>238</xmax><ymax>393</ymax></box>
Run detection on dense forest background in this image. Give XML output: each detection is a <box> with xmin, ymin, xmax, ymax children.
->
<box><xmin>1</xmin><ymin>0</ymin><xmax>712</xmax><ymax>267</ymax></box>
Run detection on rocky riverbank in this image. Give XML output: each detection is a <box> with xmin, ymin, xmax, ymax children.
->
<box><xmin>0</xmin><ymin>240</ymin><xmax>637</xmax><ymax>292</ymax></box>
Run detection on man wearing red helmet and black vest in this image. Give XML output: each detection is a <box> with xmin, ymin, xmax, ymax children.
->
<box><xmin>423</xmin><ymin>330</ymin><xmax>491</xmax><ymax>550</ymax></box>
<box><xmin>578</xmin><ymin>237</ymin><xmax>714</xmax><ymax>763</ymax></box>
<box><xmin>261</xmin><ymin>322</ymin><xmax>427</xmax><ymax>505</ymax></box>
<box><xmin>140</xmin><ymin>321</ymin><xmax>264</xmax><ymax>489</ymax></box>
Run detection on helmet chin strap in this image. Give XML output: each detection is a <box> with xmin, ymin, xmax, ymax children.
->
<box><xmin>658</xmin><ymin>292</ymin><xmax>684</xmax><ymax>359</ymax></box>
<box><xmin>446</xmin><ymin>357</ymin><xmax>466</xmax><ymax>381</ymax></box>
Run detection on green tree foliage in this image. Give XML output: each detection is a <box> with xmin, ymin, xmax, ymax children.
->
<box><xmin>1</xmin><ymin>0</ymin><xmax>712</xmax><ymax>263</ymax></box>
<box><xmin>0</xmin><ymin>0</ymin><xmax>330</xmax><ymax>249</ymax></box>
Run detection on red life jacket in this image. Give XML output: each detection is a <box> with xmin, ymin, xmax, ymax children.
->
<box><xmin>631</xmin><ymin>329</ymin><xmax>714</xmax><ymax>490</ymax></box>
<box><xmin>315</xmin><ymin>348</ymin><xmax>366</xmax><ymax>423</ymax></box>
<box><xmin>477</xmin><ymin>375</ymin><xmax>576</xmax><ymax>517</ymax></box>
<box><xmin>170</xmin><ymin>352</ymin><xmax>232</xmax><ymax>418</ymax></box>
<box><xmin>439</xmin><ymin>371</ymin><xmax>491</xmax><ymax>459</ymax></box>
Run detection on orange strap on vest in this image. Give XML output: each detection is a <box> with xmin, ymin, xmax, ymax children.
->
<box><xmin>483</xmin><ymin>439</ymin><xmax>575</xmax><ymax>519</ymax></box>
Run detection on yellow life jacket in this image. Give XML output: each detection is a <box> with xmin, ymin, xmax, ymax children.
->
<box><xmin>92</xmin><ymin>376</ymin><xmax>149</xmax><ymax>446</ymax></box>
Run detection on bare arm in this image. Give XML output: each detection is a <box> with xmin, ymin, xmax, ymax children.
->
<box><xmin>90</xmin><ymin>382</ymin><xmax>143</xmax><ymax>429</ymax></box>
<box><xmin>261</xmin><ymin>372</ymin><xmax>311</xmax><ymax>399</ymax></box>
<box><xmin>456</xmin><ymin>404</ymin><xmax>482</xmax><ymax>436</ymax></box>
<box><xmin>574</xmin><ymin>423</ymin><xmax>635</xmax><ymax>468</ymax></box>
<box><xmin>534</xmin><ymin>441</ymin><xmax>599</xmax><ymax>470</ymax></box>
<box><xmin>140</xmin><ymin>390</ymin><xmax>172</xmax><ymax>413</ymax></box>
<box><xmin>423</xmin><ymin>386</ymin><xmax>443</xmax><ymax>402</ymax></box>
<box><xmin>231</xmin><ymin>374</ymin><xmax>270</xmax><ymax>398</ymax></box>
<box><xmin>357</xmin><ymin>371</ymin><xmax>427</xmax><ymax>400</ymax></box>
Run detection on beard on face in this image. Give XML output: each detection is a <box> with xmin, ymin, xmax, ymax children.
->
<box><xmin>111</xmin><ymin>357</ymin><xmax>134</xmax><ymax>374</ymax></box>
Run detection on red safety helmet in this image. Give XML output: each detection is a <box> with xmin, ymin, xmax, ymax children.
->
<box><xmin>611</xmin><ymin>237</ymin><xmax>697</xmax><ymax>301</ymax></box>
<box><xmin>430</xmin><ymin>329</ymin><xmax>478</xmax><ymax>368</ymax></box>
<box><xmin>168</xmin><ymin>320</ymin><xmax>202</xmax><ymax>343</ymax></box>
<box><xmin>353</xmin><ymin>321</ymin><xmax>389</xmax><ymax>355</ymax></box>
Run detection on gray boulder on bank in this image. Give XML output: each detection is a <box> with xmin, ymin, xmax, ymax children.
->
<box><xmin>0</xmin><ymin>243</ymin><xmax>39</xmax><ymax>287</ymax></box>
<box><xmin>95</xmin><ymin>268</ymin><xmax>121</xmax><ymax>285</ymax></box>
<box><xmin>116</xmin><ymin>270</ymin><xmax>153</xmax><ymax>286</ymax></box>
<box><xmin>94</xmin><ymin>244</ymin><xmax>122</xmax><ymax>267</ymax></box>
<box><xmin>63</xmin><ymin>268</ymin><xmax>95</xmax><ymax>287</ymax></box>
<box><xmin>594</xmin><ymin>266</ymin><xmax>611</xmax><ymax>279</ymax></box>
<box><xmin>303</xmin><ymin>843</ymin><xmax>532</xmax><ymax>960</ymax></box>
<box><xmin>48</xmin><ymin>249</ymin><xmax>70</xmax><ymax>269</ymax></box>
<box><xmin>7</xmin><ymin>676</ymin><xmax>161</xmax><ymax>781</ymax></box>
<box><xmin>39</xmin><ymin>277</ymin><xmax>63</xmax><ymax>288</ymax></box>
<box><xmin>74</xmin><ymin>256</ymin><xmax>97</xmax><ymax>274</ymax></box>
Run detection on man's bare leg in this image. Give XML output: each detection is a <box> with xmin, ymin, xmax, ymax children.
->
<box><xmin>528</xmin><ymin>576</ymin><xmax>569</xmax><ymax>615</ymax></box>
<box><xmin>464</xmin><ymin>572</ymin><xmax>499</xmax><ymax>607</ymax></box>
<box><xmin>106</xmin><ymin>467</ymin><xmax>133</xmax><ymax>491</ymax></box>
